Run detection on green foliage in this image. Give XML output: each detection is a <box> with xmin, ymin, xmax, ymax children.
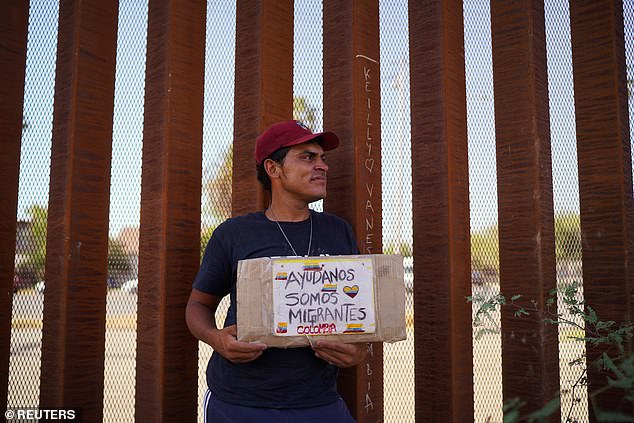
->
<box><xmin>108</xmin><ymin>238</ymin><xmax>132</xmax><ymax>277</ymax></box>
<box><xmin>593</xmin><ymin>410</ymin><xmax>634</xmax><ymax>422</ymax></box>
<box><xmin>15</xmin><ymin>205</ymin><xmax>48</xmax><ymax>282</ymax></box>
<box><xmin>200</xmin><ymin>224</ymin><xmax>218</xmax><ymax>261</ymax></box>
<box><xmin>383</xmin><ymin>241</ymin><xmax>412</xmax><ymax>256</ymax></box>
<box><xmin>470</xmin><ymin>281</ymin><xmax>634</xmax><ymax>422</ymax></box>
<box><xmin>503</xmin><ymin>396</ymin><xmax>561</xmax><ymax>423</ymax></box>
<box><xmin>16</xmin><ymin>205</ymin><xmax>135</xmax><ymax>288</ymax></box>
<box><xmin>200</xmin><ymin>150</ymin><xmax>231</xmax><ymax>259</ymax></box>
<box><xmin>470</xmin><ymin>213</ymin><xmax>582</xmax><ymax>273</ymax></box>
<box><xmin>470</xmin><ymin>225</ymin><xmax>499</xmax><ymax>271</ymax></box>
<box><xmin>293</xmin><ymin>96</ymin><xmax>318</xmax><ymax>131</ymax></box>
<box><xmin>554</xmin><ymin>212</ymin><xmax>581</xmax><ymax>262</ymax></box>
<box><xmin>199</xmin><ymin>95</ymin><xmax>321</xmax><ymax>261</ymax></box>
<box><xmin>503</xmin><ymin>398</ymin><xmax>525</xmax><ymax>423</ymax></box>
<box><xmin>202</xmin><ymin>148</ymin><xmax>232</xmax><ymax>226</ymax></box>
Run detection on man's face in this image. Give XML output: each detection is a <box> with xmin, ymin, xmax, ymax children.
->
<box><xmin>270</xmin><ymin>143</ymin><xmax>329</xmax><ymax>203</ymax></box>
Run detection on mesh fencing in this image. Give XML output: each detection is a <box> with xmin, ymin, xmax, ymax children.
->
<box><xmin>9</xmin><ymin>0</ymin><xmax>59</xmax><ymax>412</ymax></box>
<box><xmin>544</xmin><ymin>1</ymin><xmax>587</xmax><ymax>421</ymax></box>
<box><xmin>464</xmin><ymin>1</ymin><xmax>592</xmax><ymax>421</ymax></box>
<box><xmin>379</xmin><ymin>1</ymin><xmax>414</xmax><ymax>421</ymax></box>
<box><xmin>197</xmin><ymin>2</ymin><xmax>236</xmax><ymax>422</ymax></box>
<box><xmin>102</xmin><ymin>1</ymin><xmax>149</xmax><ymax>422</ymax></box>
<box><xmin>8</xmin><ymin>1</ymin><xmax>634</xmax><ymax>422</ymax></box>
<box><xmin>295</xmin><ymin>0</ymin><xmax>324</xmax><ymax>213</ymax></box>
<box><xmin>463</xmin><ymin>1</ymin><xmax>504</xmax><ymax>421</ymax></box>
<box><xmin>626</xmin><ymin>0</ymin><xmax>634</xmax><ymax>191</ymax></box>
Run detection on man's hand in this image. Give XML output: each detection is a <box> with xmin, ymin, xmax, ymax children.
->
<box><xmin>312</xmin><ymin>341</ymin><xmax>368</xmax><ymax>368</ymax></box>
<box><xmin>186</xmin><ymin>289</ymin><xmax>265</xmax><ymax>364</ymax></box>
<box><xmin>212</xmin><ymin>324</ymin><xmax>267</xmax><ymax>364</ymax></box>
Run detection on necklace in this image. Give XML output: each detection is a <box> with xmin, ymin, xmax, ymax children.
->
<box><xmin>268</xmin><ymin>208</ymin><xmax>313</xmax><ymax>257</ymax></box>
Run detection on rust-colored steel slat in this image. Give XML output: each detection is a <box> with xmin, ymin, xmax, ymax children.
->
<box><xmin>135</xmin><ymin>0</ymin><xmax>205</xmax><ymax>421</ymax></box>
<box><xmin>0</xmin><ymin>0</ymin><xmax>29</xmax><ymax>415</ymax></box>
<box><xmin>570</xmin><ymin>0</ymin><xmax>633</xmax><ymax>418</ymax></box>
<box><xmin>323</xmin><ymin>1</ymin><xmax>384</xmax><ymax>421</ymax></box>
<box><xmin>409</xmin><ymin>1</ymin><xmax>473</xmax><ymax>421</ymax></box>
<box><xmin>232</xmin><ymin>0</ymin><xmax>294</xmax><ymax>216</ymax></box>
<box><xmin>490</xmin><ymin>1</ymin><xmax>560</xmax><ymax>418</ymax></box>
<box><xmin>38</xmin><ymin>1</ymin><xmax>118</xmax><ymax>421</ymax></box>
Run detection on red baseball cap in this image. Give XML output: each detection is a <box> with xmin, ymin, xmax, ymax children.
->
<box><xmin>254</xmin><ymin>120</ymin><xmax>339</xmax><ymax>164</ymax></box>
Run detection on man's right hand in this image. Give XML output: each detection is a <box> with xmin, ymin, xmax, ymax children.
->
<box><xmin>212</xmin><ymin>324</ymin><xmax>267</xmax><ymax>363</ymax></box>
<box><xmin>186</xmin><ymin>288</ymin><xmax>266</xmax><ymax>364</ymax></box>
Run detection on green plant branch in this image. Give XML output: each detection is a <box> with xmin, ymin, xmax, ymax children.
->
<box><xmin>469</xmin><ymin>281</ymin><xmax>634</xmax><ymax>422</ymax></box>
<box><xmin>564</xmin><ymin>367</ymin><xmax>587</xmax><ymax>422</ymax></box>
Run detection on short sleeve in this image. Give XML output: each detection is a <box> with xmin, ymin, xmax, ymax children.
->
<box><xmin>192</xmin><ymin>228</ymin><xmax>232</xmax><ymax>297</ymax></box>
<box><xmin>344</xmin><ymin>221</ymin><xmax>360</xmax><ymax>254</ymax></box>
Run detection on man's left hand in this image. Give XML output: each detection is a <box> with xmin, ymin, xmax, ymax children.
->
<box><xmin>312</xmin><ymin>341</ymin><xmax>368</xmax><ymax>368</ymax></box>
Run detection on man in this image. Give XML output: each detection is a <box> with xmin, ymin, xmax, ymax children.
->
<box><xmin>186</xmin><ymin>120</ymin><xmax>367</xmax><ymax>422</ymax></box>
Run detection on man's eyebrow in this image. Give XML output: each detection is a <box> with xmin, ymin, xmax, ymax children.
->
<box><xmin>298</xmin><ymin>150</ymin><xmax>323</xmax><ymax>156</ymax></box>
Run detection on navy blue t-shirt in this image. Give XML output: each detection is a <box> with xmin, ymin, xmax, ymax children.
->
<box><xmin>193</xmin><ymin>210</ymin><xmax>359</xmax><ymax>408</ymax></box>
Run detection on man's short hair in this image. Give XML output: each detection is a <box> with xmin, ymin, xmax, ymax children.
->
<box><xmin>256</xmin><ymin>147</ymin><xmax>290</xmax><ymax>192</ymax></box>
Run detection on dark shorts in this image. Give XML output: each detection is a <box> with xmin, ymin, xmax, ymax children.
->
<box><xmin>204</xmin><ymin>390</ymin><xmax>357</xmax><ymax>423</ymax></box>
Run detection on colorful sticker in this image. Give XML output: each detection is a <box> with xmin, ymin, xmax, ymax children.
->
<box><xmin>321</xmin><ymin>284</ymin><xmax>337</xmax><ymax>292</ymax></box>
<box><xmin>343</xmin><ymin>323</ymin><xmax>365</xmax><ymax>333</ymax></box>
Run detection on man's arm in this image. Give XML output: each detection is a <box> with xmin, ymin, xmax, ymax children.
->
<box><xmin>186</xmin><ymin>288</ymin><xmax>266</xmax><ymax>363</ymax></box>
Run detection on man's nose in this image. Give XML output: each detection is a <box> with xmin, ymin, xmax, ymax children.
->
<box><xmin>315</xmin><ymin>157</ymin><xmax>328</xmax><ymax>171</ymax></box>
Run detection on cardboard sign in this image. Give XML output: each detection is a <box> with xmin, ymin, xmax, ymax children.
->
<box><xmin>272</xmin><ymin>257</ymin><xmax>376</xmax><ymax>336</ymax></box>
<box><xmin>236</xmin><ymin>254</ymin><xmax>407</xmax><ymax>348</ymax></box>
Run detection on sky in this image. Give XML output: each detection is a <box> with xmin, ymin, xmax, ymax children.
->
<box><xmin>16</xmin><ymin>0</ymin><xmax>634</xmax><ymax>245</ymax></box>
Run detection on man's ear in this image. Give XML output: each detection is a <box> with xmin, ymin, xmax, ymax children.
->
<box><xmin>263</xmin><ymin>159</ymin><xmax>280</xmax><ymax>180</ymax></box>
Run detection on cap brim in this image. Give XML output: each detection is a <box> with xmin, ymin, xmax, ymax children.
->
<box><xmin>282</xmin><ymin>131</ymin><xmax>340</xmax><ymax>151</ymax></box>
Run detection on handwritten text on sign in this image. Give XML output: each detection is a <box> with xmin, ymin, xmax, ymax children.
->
<box><xmin>272</xmin><ymin>258</ymin><xmax>376</xmax><ymax>336</ymax></box>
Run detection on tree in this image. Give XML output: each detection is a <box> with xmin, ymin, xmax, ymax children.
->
<box><xmin>293</xmin><ymin>95</ymin><xmax>318</xmax><ymax>131</ymax></box>
<box><xmin>471</xmin><ymin>225</ymin><xmax>499</xmax><ymax>272</ymax></box>
<box><xmin>15</xmin><ymin>205</ymin><xmax>135</xmax><ymax>288</ymax></box>
<box><xmin>200</xmin><ymin>225</ymin><xmax>215</xmax><ymax>261</ymax></box>
<box><xmin>383</xmin><ymin>241</ymin><xmax>412</xmax><ymax>256</ymax></box>
<box><xmin>200</xmin><ymin>147</ymin><xmax>232</xmax><ymax>259</ymax></box>
<box><xmin>470</xmin><ymin>212</ymin><xmax>582</xmax><ymax>272</ymax></box>
<box><xmin>199</xmin><ymin>95</ymin><xmax>321</xmax><ymax>259</ymax></box>
<box><xmin>15</xmin><ymin>205</ymin><xmax>48</xmax><ymax>283</ymax></box>
<box><xmin>553</xmin><ymin>212</ymin><xmax>581</xmax><ymax>262</ymax></box>
<box><xmin>199</xmin><ymin>96</ymin><xmax>322</xmax><ymax>261</ymax></box>
<box><xmin>108</xmin><ymin>238</ymin><xmax>133</xmax><ymax>287</ymax></box>
<box><xmin>202</xmin><ymin>147</ymin><xmax>232</xmax><ymax>228</ymax></box>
